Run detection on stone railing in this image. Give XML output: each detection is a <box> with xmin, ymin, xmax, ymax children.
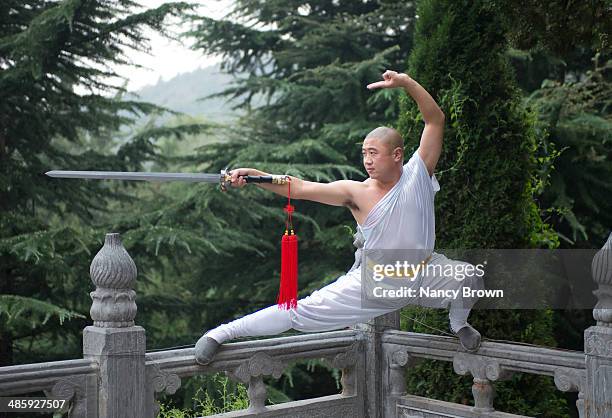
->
<box><xmin>0</xmin><ymin>232</ymin><xmax>610</xmax><ymax>418</ymax></box>
<box><xmin>145</xmin><ymin>330</ymin><xmax>364</xmax><ymax>417</ymax></box>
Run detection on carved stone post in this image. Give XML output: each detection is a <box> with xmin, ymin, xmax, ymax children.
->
<box><xmin>382</xmin><ymin>343</ymin><xmax>417</xmax><ymax>418</ymax></box>
<box><xmin>554</xmin><ymin>368</ymin><xmax>585</xmax><ymax>418</ymax></box>
<box><xmin>584</xmin><ymin>232</ymin><xmax>612</xmax><ymax>418</ymax></box>
<box><xmin>354</xmin><ymin>311</ymin><xmax>399</xmax><ymax>418</ymax></box>
<box><xmin>83</xmin><ymin>233</ymin><xmax>146</xmax><ymax>418</ymax></box>
<box><xmin>322</xmin><ymin>341</ymin><xmax>361</xmax><ymax>398</ymax></box>
<box><xmin>453</xmin><ymin>353</ymin><xmax>513</xmax><ymax>414</ymax></box>
<box><xmin>226</xmin><ymin>352</ymin><xmax>286</xmax><ymax>414</ymax></box>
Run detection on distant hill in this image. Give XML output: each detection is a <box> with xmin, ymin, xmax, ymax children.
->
<box><xmin>127</xmin><ymin>63</ymin><xmax>241</xmax><ymax>123</ymax></box>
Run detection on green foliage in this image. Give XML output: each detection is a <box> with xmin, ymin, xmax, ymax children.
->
<box><xmin>158</xmin><ymin>372</ymin><xmax>296</xmax><ymax>417</ymax></box>
<box><xmin>159</xmin><ymin>0</ymin><xmax>420</xmax><ymax>406</ymax></box>
<box><xmin>498</xmin><ymin>0</ymin><xmax>610</xmax><ymax>75</ymax></box>
<box><xmin>396</xmin><ymin>0</ymin><xmax>571</xmax><ymax>415</ymax></box>
<box><xmin>158</xmin><ymin>374</ymin><xmax>249</xmax><ymax>417</ymax></box>
<box><xmin>525</xmin><ymin>55</ymin><xmax>612</xmax><ymax>247</ymax></box>
<box><xmin>0</xmin><ymin>294</ymin><xmax>85</xmax><ymax>328</ymax></box>
<box><xmin>398</xmin><ymin>0</ymin><xmax>557</xmax><ymax>250</ymax></box>
<box><xmin>2</xmin><ymin>0</ymin><xmax>607</xmax><ymax>414</ymax></box>
<box><xmin>0</xmin><ymin>0</ymin><xmax>209</xmax><ymax>366</ymax></box>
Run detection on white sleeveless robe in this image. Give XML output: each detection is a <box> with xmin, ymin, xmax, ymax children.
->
<box><xmin>288</xmin><ymin>149</ymin><xmax>453</xmax><ymax>331</ymax></box>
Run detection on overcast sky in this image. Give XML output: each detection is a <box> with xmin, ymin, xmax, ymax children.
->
<box><xmin>116</xmin><ymin>0</ymin><xmax>232</xmax><ymax>92</ymax></box>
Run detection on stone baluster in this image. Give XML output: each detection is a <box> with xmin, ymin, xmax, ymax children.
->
<box><xmin>83</xmin><ymin>233</ymin><xmax>146</xmax><ymax>418</ymax></box>
<box><xmin>247</xmin><ymin>376</ymin><xmax>267</xmax><ymax>413</ymax></box>
<box><xmin>226</xmin><ymin>352</ymin><xmax>286</xmax><ymax>414</ymax></box>
<box><xmin>146</xmin><ymin>363</ymin><xmax>181</xmax><ymax>418</ymax></box>
<box><xmin>584</xmin><ymin>232</ymin><xmax>612</xmax><ymax>418</ymax></box>
<box><xmin>554</xmin><ymin>368</ymin><xmax>585</xmax><ymax>418</ymax></box>
<box><xmin>322</xmin><ymin>341</ymin><xmax>361</xmax><ymax>397</ymax></box>
<box><xmin>453</xmin><ymin>353</ymin><xmax>513</xmax><ymax>413</ymax></box>
<box><xmin>382</xmin><ymin>343</ymin><xmax>419</xmax><ymax>418</ymax></box>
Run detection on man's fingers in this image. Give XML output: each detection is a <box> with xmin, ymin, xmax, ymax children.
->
<box><xmin>367</xmin><ymin>81</ymin><xmax>387</xmax><ymax>89</ymax></box>
<box><xmin>228</xmin><ymin>169</ymin><xmax>250</xmax><ymax>188</ymax></box>
<box><xmin>231</xmin><ymin>176</ymin><xmax>243</xmax><ymax>187</ymax></box>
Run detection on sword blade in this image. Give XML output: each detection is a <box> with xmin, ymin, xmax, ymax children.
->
<box><xmin>45</xmin><ymin>170</ymin><xmax>222</xmax><ymax>183</ymax></box>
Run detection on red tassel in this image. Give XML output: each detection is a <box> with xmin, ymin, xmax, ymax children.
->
<box><xmin>277</xmin><ymin>177</ymin><xmax>298</xmax><ymax>310</ymax></box>
<box><xmin>277</xmin><ymin>230</ymin><xmax>298</xmax><ymax>310</ymax></box>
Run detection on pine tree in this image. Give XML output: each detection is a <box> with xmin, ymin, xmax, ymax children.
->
<box><xmin>499</xmin><ymin>0</ymin><xmax>611</xmax><ymax>248</ymax></box>
<box><xmin>525</xmin><ymin>54</ymin><xmax>611</xmax><ymax>248</ymax></box>
<box><xmin>0</xmin><ymin>0</ymin><xmax>203</xmax><ymax>366</ymax></box>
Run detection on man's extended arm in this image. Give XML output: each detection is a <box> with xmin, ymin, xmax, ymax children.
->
<box><xmin>229</xmin><ymin>168</ymin><xmax>356</xmax><ymax>207</ymax></box>
<box><xmin>367</xmin><ymin>70</ymin><xmax>445</xmax><ymax>177</ymax></box>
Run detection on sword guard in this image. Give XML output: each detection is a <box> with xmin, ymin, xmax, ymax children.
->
<box><xmin>220</xmin><ymin>168</ymin><xmax>232</xmax><ymax>192</ymax></box>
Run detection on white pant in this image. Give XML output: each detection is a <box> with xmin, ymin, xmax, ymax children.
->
<box><xmin>205</xmin><ymin>251</ymin><xmax>483</xmax><ymax>344</ymax></box>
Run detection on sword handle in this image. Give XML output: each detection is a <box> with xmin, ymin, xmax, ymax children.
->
<box><xmin>243</xmin><ymin>175</ymin><xmax>288</xmax><ymax>185</ymax></box>
<box><xmin>243</xmin><ymin>176</ymin><xmax>270</xmax><ymax>183</ymax></box>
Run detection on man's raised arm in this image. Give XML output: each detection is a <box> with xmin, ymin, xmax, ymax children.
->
<box><xmin>229</xmin><ymin>168</ymin><xmax>356</xmax><ymax>207</ymax></box>
<box><xmin>367</xmin><ymin>70</ymin><xmax>445</xmax><ymax>177</ymax></box>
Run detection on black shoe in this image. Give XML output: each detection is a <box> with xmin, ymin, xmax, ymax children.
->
<box><xmin>451</xmin><ymin>324</ymin><xmax>481</xmax><ymax>353</ymax></box>
<box><xmin>194</xmin><ymin>335</ymin><xmax>221</xmax><ymax>365</ymax></box>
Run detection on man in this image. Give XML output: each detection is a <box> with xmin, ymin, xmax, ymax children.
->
<box><xmin>194</xmin><ymin>70</ymin><xmax>483</xmax><ymax>365</ymax></box>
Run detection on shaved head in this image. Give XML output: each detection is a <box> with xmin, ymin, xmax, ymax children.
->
<box><xmin>365</xmin><ymin>126</ymin><xmax>403</xmax><ymax>152</ymax></box>
<box><xmin>361</xmin><ymin>126</ymin><xmax>404</xmax><ymax>182</ymax></box>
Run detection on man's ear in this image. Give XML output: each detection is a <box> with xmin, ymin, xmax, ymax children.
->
<box><xmin>393</xmin><ymin>147</ymin><xmax>403</xmax><ymax>161</ymax></box>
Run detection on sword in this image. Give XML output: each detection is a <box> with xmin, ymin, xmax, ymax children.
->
<box><xmin>45</xmin><ymin>168</ymin><xmax>288</xmax><ymax>191</ymax></box>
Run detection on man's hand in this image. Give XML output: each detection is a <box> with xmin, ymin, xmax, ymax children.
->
<box><xmin>366</xmin><ymin>70</ymin><xmax>411</xmax><ymax>90</ymax></box>
<box><xmin>228</xmin><ymin>168</ymin><xmax>252</xmax><ymax>188</ymax></box>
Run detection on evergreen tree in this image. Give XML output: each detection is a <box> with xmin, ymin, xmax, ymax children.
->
<box><xmin>499</xmin><ymin>0</ymin><xmax>611</xmax><ymax>248</ymax></box>
<box><xmin>181</xmin><ymin>0</ymin><xmax>608</xmax><ymax>412</ymax></box>
<box><xmin>500</xmin><ymin>0</ymin><xmax>610</xmax><ymax>80</ymax></box>
<box><xmin>524</xmin><ymin>53</ymin><xmax>611</xmax><ymax>249</ymax></box>
<box><xmin>76</xmin><ymin>2</ymin><xmax>420</xmax><ymax>408</ymax></box>
<box><xmin>0</xmin><ymin>0</ymin><xmax>204</xmax><ymax>366</ymax></box>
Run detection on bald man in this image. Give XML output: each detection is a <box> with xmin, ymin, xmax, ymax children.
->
<box><xmin>194</xmin><ymin>70</ymin><xmax>483</xmax><ymax>365</ymax></box>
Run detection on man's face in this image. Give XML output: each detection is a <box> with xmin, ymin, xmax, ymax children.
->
<box><xmin>361</xmin><ymin>136</ymin><xmax>400</xmax><ymax>179</ymax></box>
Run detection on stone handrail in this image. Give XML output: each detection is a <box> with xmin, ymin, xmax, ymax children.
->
<box><xmin>0</xmin><ymin>359</ymin><xmax>99</xmax><ymax>394</ymax></box>
<box><xmin>146</xmin><ymin>329</ymin><xmax>362</xmax><ymax>377</ymax></box>
<box><xmin>0</xmin><ymin>358</ymin><xmax>99</xmax><ymax>415</ymax></box>
<box><xmin>383</xmin><ymin>330</ymin><xmax>585</xmax><ymax>375</ymax></box>
<box><xmin>0</xmin><ymin>330</ymin><xmax>364</xmax><ymax>417</ymax></box>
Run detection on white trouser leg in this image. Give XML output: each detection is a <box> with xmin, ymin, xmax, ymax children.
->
<box><xmin>416</xmin><ymin>252</ymin><xmax>484</xmax><ymax>333</ymax></box>
<box><xmin>205</xmin><ymin>304</ymin><xmax>293</xmax><ymax>344</ymax></box>
<box><xmin>205</xmin><ymin>269</ymin><xmax>393</xmax><ymax>343</ymax></box>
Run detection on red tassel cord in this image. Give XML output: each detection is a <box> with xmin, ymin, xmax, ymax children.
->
<box><xmin>277</xmin><ymin>177</ymin><xmax>298</xmax><ymax>310</ymax></box>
